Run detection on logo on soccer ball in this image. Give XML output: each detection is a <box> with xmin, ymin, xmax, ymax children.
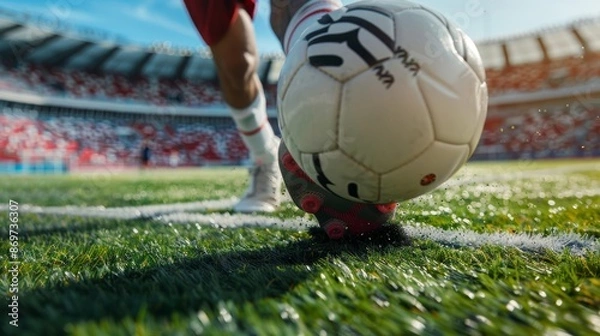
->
<box><xmin>304</xmin><ymin>6</ymin><xmax>420</xmax><ymax>89</ymax></box>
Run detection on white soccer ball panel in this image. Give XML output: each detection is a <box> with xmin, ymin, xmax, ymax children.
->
<box><xmin>280</xmin><ymin>64</ymin><xmax>341</xmax><ymax>154</ymax></box>
<box><xmin>393</xmin><ymin>10</ymin><xmax>470</xmax><ymax>90</ymax></box>
<box><xmin>449</xmin><ymin>146</ymin><xmax>471</xmax><ymax>178</ymax></box>
<box><xmin>299</xmin><ymin>151</ymin><xmax>380</xmax><ymax>202</ymax></box>
<box><xmin>445</xmin><ymin>21</ymin><xmax>466</xmax><ymax>60</ymax></box>
<box><xmin>390</xmin><ymin>9</ymin><xmax>486</xmax><ymax>145</ymax></box>
<box><xmin>346</xmin><ymin>0</ymin><xmax>422</xmax><ymax>13</ymax></box>
<box><xmin>343</xmin><ymin>6</ymin><xmax>395</xmax><ymax>27</ymax></box>
<box><xmin>415</xmin><ymin>8</ymin><xmax>486</xmax><ymax>84</ymax></box>
<box><xmin>380</xmin><ymin>142</ymin><xmax>469</xmax><ymax>202</ymax></box>
<box><xmin>469</xmin><ymin>83</ymin><xmax>489</xmax><ymax>155</ymax></box>
<box><xmin>277</xmin><ymin>38</ymin><xmax>308</xmax><ymax>106</ymax></box>
<box><xmin>418</xmin><ymin>70</ymin><xmax>486</xmax><ymax>144</ymax></box>
<box><xmin>340</xmin><ymin>58</ymin><xmax>434</xmax><ymax>173</ymax></box>
<box><xmin>305</xmin><ymin>7</ymin><xmax>395</xmax><ymax>82</ymax></box>
<box><xmin>459</xmin><ymin>29</ymin><xmax>486</xmax><ymax>83</ymax></box>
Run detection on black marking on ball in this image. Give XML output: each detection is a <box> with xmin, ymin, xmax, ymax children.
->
<box><xmin>348</xmin><ymin>183</ymin><xmax>360</xmax><ymax>199</ymax></box>
<box><xmin>309</xmin><ymin>55</ymin><xmax>344</xmax><ymax>67</ymax></box>
<box><xmin>313</xmin><ymin>154</ymin><xmax>335</xmax><ymax>192</ymax></box>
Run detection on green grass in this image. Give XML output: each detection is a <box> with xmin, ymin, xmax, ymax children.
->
<box><xmin>1</xmin><ymin>160</ymin><xmax>599</xmax><ymax>335</ymax></box>
<box><xmin>0</xmin><ymin>168</ymin><xmax>250</xmax><ymax>207</ymax></box>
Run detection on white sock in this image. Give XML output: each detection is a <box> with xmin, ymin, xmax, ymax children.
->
<box><xmin>283</xmin><ymin>0</ymin><xmax>343</xmax><ymax>54</ymax></box>
<box><xmin>230</xmin><ymin>90</ymin><xmax>277</xmax><ymax>164</ymax></box>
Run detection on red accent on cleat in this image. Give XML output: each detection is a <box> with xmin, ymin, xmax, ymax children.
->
<box><xmin>376</xmin><ymin>202</ymin><xmax>397</xmax><ymax>214</ymax></box>
<box><xmin>300</xmin><ymin>194</ymin><xmax>323</xmax><ymax>213</ymax></box>
<box><xmin>323</xmin><ymin>220</ymin><xmax>346</xmax><ymax>240</ymax></box>
<box><xmin>281</xmin><ymin>152</ymin><xmax>312</xmax><ymax>181</ymax></box>
<box><xmin>282</xmin><ymin>152</ymin><xmax>299</xmax><ymax>172</ymax></box>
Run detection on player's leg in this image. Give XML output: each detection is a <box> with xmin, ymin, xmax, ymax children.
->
<box><xmin>269</xmin><ymin>0</ymin><xmax>399</xmax><ymax>239</ymax></box>
<box><xmin>183</xmin><ymin>1</ymin><xmax>281</xmax><ymax>213</ymax></box>
<box><xmin>213</xmin><ymin>8</ymin><xmax>281</xmax><ymax>213</ymax></box>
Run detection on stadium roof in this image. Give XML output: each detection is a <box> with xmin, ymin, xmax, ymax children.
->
<box><xmin>1</xmin><ymin>14</ymin><xmax>599</xmax><ymax>79</ymax></box>
<box><xmin>0</xmin><ymin>13</ymin><xmax>284</xmax><ymax>83</ymax></box>
<box><xmin>478</xmin><ymin>17</ymin><xmax>600</xmax><ymax>69</ymax></box>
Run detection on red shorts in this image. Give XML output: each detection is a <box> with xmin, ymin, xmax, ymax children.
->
<box><xmin>183</xmin><ymin>0</ymin><xmax>257</xmax><ymax>46</ymax></box>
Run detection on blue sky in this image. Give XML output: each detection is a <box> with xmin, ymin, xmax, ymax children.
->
<box><xmin>2</xmin><ymin>0</ymin><xmax>600</xmax><ymax>53</ymax></box>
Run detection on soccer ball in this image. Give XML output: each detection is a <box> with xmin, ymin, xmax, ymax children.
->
<box><xmin>277</xmin><ymin>0</ymin><xmax>488</xmax><ymax>204</ymax></box>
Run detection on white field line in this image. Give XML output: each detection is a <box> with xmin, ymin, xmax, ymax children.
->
<box><xmin>2</xmin><ymin>163</ymin><xmax>599</xmax><ymax>255</ymax></box>
<box><xmin>7</xmin><ymin>197</ymin><xmax>239</xmax><ymax>219</ymax></box>
<box><xmin>445</xmin><ymin>161</ymin><xmax>600</xmax><ymax>188</ymax></box>
<box><xmin>402</xmin><ymin>224</ymin><xmax>598</xmax><ymax>256</ymax></box>
<box><xmin>157</xmin><ymin>212</ymin><xmax>598</xmax><ymax>256</ymax></box>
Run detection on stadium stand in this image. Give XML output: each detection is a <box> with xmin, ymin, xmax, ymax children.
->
<box><xmin>486</xmin><ymin>52</ymin><xmax>600</xmax><ymax>95</ymax></box>
<box><xmin>0</xmin><ymin>101</ymin><xmax>282</xmax><ymax>168</ymax></box>
<box><xmin>0</xmin><ymin>14</ymin><xmax>599</xmax><ymax>171</ymax></box>
<box><xmin>474</xmin><ymin>102</ymin><xmax>599</xmax><ymax>160</ymax></box>
<box><xmin>0</xmin><ymin>63</ymin><xmax>280</xmax><ymax>107</ymax></box>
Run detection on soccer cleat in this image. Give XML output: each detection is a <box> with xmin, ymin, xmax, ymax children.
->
<box><xmin>233</xmin><ymin>150</ymin><xmax>282</xmax><ymax>213</ymax></box>
<box><xmin>278</xmin><ymin>141</ymin><xmax>397</xmax><ymax>239</ymax></box>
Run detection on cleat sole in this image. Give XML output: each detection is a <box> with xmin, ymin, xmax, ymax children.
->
<box><xmin>300</xmin><ymin>193</ymin><xmax>323</xmax><ymax>214</ymax></box>
<box><xmin>279</xmin><ymin>141</ymin><xmax>397</xmax><ymax>239</ymax></box>
<box><xmin>323</xmin><ymin>220</ymin><xmax>347</xmax><ymax>240</ymax></box>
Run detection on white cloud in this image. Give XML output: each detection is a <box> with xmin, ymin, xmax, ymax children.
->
<box><xmin>166</xmin><ymin>0</ymin><xmax>184</xmax><ymax>9</ymax></box>
<box><xmin>47</xmin><ymin>5</ymin><xmax>98</xmax><ymax>24</ymax></box>
<box><xmin>0</xmin><ymin>1</ymin><xmax>97</xmax><ymax>24</ymax></box>
<box><xmin>135</xmin><ymin>8</ymin><xmax>195</xmax><ymax>38</ymax></box>
<box><xmin>117</xmin><ymin>1</ymin><xmax>196</xmax><ymax>38</ymax></box>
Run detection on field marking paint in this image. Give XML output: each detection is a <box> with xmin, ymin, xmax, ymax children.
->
<box><xmin>445</xmin><ymin>161</ymin><xmax>600</xmax><ymax>188</ymax></box>
<box><xmin>5</xmin><ymin>183</ymin><xmax>600</xmax><ymax>218</ymax></box>
<box><xmin>156</xmin><ymin>212</ymin><xmax>598</xmax><ymax>256</ymax></box>
<box><xmin>402</xmin><ymin>224</ymin><xmax>598</xmax><ymax>256</ymax></box>
<box><xmin>7</xmin><ymin>197</ymin><xmax>239</xmax><ymax>219</ymax></box>
<box><xmin>2</xmin><ymin>163</ymin><xmax>599</xmax><ymax>256</ymax></box>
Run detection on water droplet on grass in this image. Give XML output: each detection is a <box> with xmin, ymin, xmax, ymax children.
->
<box><xmin>506</xmin><ymin>300</ymin><xmax>521</xmax><ymax>311</ymax></box>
